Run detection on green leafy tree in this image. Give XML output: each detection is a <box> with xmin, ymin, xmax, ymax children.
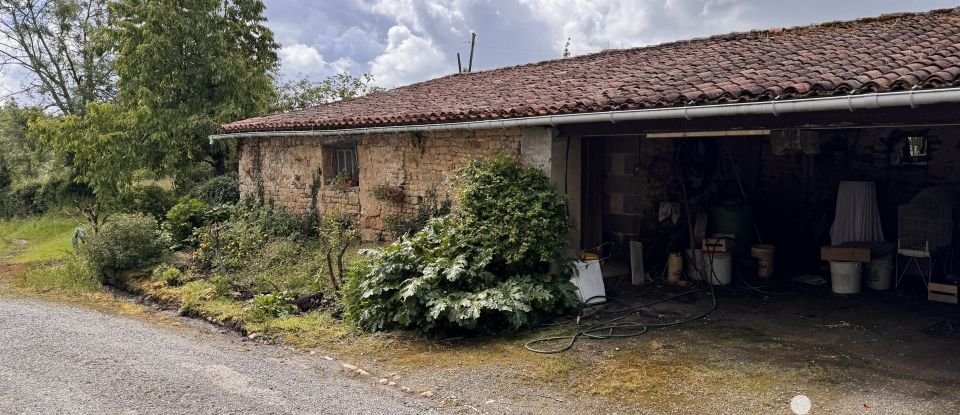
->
<box><xmin>0</xmin><ymin>100</ymin><xmax>48</xmax><ymax>181</ymax></box>
<box><xmin>32</xmin><ymin>0</ymin><xmax>278</xmax><ymax>229</ymax></box>
<box><xmin>0</xmin><ymin>0</ymin><xmax>114</xmax><ymax>115</ymax></box>
<box><xmin>273</xmin><ymin>72</ymin><xmax>384</xmax><ymax>112</ymax></box>
<box><xmin>106</xmin><ymin>0</ymin><xmax>279</xmax><ymax>175</ymax></box>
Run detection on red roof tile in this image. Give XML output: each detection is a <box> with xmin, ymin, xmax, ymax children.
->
<box><xmin>222</xmin><ymin>8</ymin><xmax>960</xmax><ymax>134</ymax></box>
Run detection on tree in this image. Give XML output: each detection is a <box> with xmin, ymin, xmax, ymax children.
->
<box><xmin>0</xmin><ymin>99</ymin><xmax>47</xmax><ymax>181</ymax></box>
<box><xmin>107</xmin><ymin>0</ymin><xmax>279</xmax><ymax>175</ymax></box>
<box><xmin>272</xmin><ymin>72</ymin><xmax>384</xmax><ymax>112</ymax></box>
<box><xmin>0</xmin><ymin>0</ymin><xmax>114</xmax><ymax>115</ymax></box>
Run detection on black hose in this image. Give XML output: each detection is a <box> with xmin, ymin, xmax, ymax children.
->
<box><xmin>524</xmin><ymin>286</ymin><xmax>718</xmax><ymax>354</ymax></box>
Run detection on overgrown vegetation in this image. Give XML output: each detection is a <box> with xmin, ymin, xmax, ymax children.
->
<box><xmin>343</xmin><ymin>156</ymin><xmax>577</xmax><ymax>333</ymax></box>
<box><xmin>80</xmin><ymin>213</ymin><xmax>169</xmax><ymax>284</ymax></box>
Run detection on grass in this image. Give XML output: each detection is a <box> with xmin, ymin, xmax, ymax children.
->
<box><xmin>0</xmin><ymin>213</ymin><xmax>80</xmax><ymax>263</ymax></box>
<box><xmin>18</xmin><ymin>254</ymin><xmax>100</xmax><ymax>293</ymax></box>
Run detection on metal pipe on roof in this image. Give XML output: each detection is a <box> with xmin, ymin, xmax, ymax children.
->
<box><xmin>209</xmin><ymin>87</ymin><xmax>960</xmax><ymax>143</ymax></box>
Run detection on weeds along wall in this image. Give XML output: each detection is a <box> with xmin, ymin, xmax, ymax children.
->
<box><xmin>237</xmin><ymin>128</ymin><xmax>524</xmax><ymax>241</ymax></box>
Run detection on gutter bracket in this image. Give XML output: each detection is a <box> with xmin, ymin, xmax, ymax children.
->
<box><xmin>847</xmin><ymin>93</ymin><xmax>856</xmax><ymax>112</ymax></box>
<box><xmin>771</xmin><ymin>96</ymin><xmax>780</xmax><ymax>117</ymax></box>
<box><xmin>908</xmin><ymin>87</ymin><xmax>919</xmax><ymax>109</ymax></box>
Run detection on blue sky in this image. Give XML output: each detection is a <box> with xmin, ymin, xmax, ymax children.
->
<box><xmin>2</xmin><ymin>0</ymin><xmax>958</xmax><ymax>97</ymax></box>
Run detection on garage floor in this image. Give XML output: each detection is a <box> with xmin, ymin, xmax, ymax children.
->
<box><xmin>563</xmin><ymin>278</ymin><xmax>960</xmax><ymax>414</ymax></box>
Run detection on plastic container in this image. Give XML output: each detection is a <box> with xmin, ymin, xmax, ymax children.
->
<box><xmin>685</xmin><ymin>249</ymin><xmax>705</xmax><ymax>281</ymax></box>
<box><xmin>868</xmin><ymin>257</ymin><xmax>894</xmax><ymax>290</ymax></box>
<box><xmin>751</xmin><ymin>244</ymin><xmax>776</xmax><ymax>279</ymax></box>
<box><xmin>572</xmin><ymin>260</ymin><xmax>606</xmax><ymax>304</ymax></box>
<box><xmin>830</xmin><ymin>261</ymin><xmax>862</xmax><ymax>294</ymax></box>
<box><xmin>705</xmin><ymin>253</ymin><xmax>733</xmax><ymax>285</ymax></box>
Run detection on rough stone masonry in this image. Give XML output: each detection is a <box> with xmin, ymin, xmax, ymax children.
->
<box><xmin>237</xmin><ymin>127</ymin><xmax>537</xmax><ymax>242</ymax></box>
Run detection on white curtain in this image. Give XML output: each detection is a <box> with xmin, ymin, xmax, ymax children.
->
<box><xmin>830</xmin><ymin>181</ymin><xmax>885</xmax><ymax>245</ymax></box>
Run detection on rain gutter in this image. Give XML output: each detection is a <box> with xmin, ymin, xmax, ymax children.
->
<box><xmin>209</xmin><ymin>88</ymin><xmax>960</xmax><ymax>143</ymax></box>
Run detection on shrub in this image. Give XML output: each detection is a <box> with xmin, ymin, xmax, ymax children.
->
<box><xmin>0</xmin><ymin>155</ymin><xmax>11</xmax><ymax>191</ymax></box>
<box><xmin>189</xmin><ymin>174</ymin><xmax>241</xmax><ymax>206</ymax></box>
<box><xmin>151</xmin><ymin>264</ymin><xmax>191</xmax><ymax>287</ymax></box>
<box><xmin>164</xmin><ymin>198</ymin><xmax>208</xmax><ymax>246</ymax></box>
<box><xmin>343</xmin><ymin>156</ymin><xmax>577</xmax><ymax>333</ymax></box>
<box><xmin>81</xmin><ymin>213</ymin><xmax>169</xmax><ymax>284</ymax></box>
<box><xmin>3</xmin><ymin>181</ymin><xmax>42</xmax><ymax>217</ymax></box>
<box><xmin>127</xmin><ymin>185</ymin><xmax>176</xmax><ymax>220</ymax></box>
<box><xmin>245</xmin><ymin>291</ymin><xmax>297</xmax><ymax>322</ymax></box>
<box><xmin>193</xmin><ymin>217</ymin><xmax>268</xmax><ymax>272</ymax></box>
<box><xmin>174</xmin><ymin>163</ymin><xmax>216</xmax><ymax>196</ymax></box>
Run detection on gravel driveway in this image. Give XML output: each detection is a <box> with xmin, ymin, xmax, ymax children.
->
<box><xmin>0</xmin><ymin>298</ymin><xmax>447</xmax><ymax>415</ymax></box>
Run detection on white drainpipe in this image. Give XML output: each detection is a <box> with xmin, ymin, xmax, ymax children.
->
<box><xmin>209</xmin><ymin>87</ymin><xmax>960</xmax><ymax>143</ymax></box>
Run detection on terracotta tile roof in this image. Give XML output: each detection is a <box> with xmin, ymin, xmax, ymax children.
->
<box><xmin>223</xmin><ymin>8</ymin><xmax>960</xmax><ymax>134</ymax></box>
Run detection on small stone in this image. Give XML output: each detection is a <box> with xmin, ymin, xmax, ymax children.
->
<box><xmin>485</xmin><ymin>399</ymin><xmax>496</xmax><ymax>405</ymax></box>
<box><xmin>309</xmin><ymin>351</ymin><xmax>316</xmax><ymax>355</ymax></box>
<box><xmin>378</xmin><ymin>378</ymin><xmax>388</xmax><ymax>385</ymax></box>
<box><xmin>420</xmin><ymin>390</ymin><xmax>434</xmax><ymax>398</ymax></box>
<box><xmin>247</xmin><ymin>333</ymin><xmax>259</xmax><ymax>339</ymax></box>
<box><xmin>323</xmin><ymin>356</ymin><xmax>333</xmax><ymax>361</ymax></box>
<box><xmin>342</xmin><ymin>363</ymin><xmax>358</xmax><ymax>371</ymax></box>
<box><xmin>356</xmin><ymin>369</ymin><xmax>370</xmax><ymax>376</ymax></box>
<box><xmin>401</xmin><ymin>387</ymin><xmax>413</xmax><ymax>393</ymax></box>
<box><xmin>388</xmin><ymin>382</ymin><xmax>397</xmax><ymax>387</ymax></box>
<box><xmin>391</xmin><ymin>374</ymin><xmax>402</xmax><ymax>380</ymax></box>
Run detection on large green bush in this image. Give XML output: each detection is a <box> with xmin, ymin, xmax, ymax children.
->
<box><xmin>126</xmin><ymin>184</ymin><xmax>176</xmax><ymax>220</ymax></box>
<box><xmin>81</xmin><ymin>213</ymin><xmax>169</xmax><ymax>284</ymax></box>
<box><xmin>163</xmin><ymin>198</ymin><xmax>208</xmax><ymax>245</ymax></box>
<box><xmin>189</xmin><ymin>174</ymin><xmax>241</xmax><ymax>206</ymax></box>
<box><xmin>343</xmin><ymin>156</ymin><xmax>576</xmax><ymax>333</ymax></box>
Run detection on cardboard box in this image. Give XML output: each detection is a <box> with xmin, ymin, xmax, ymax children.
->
<box><xmin>821</xmin><ymin>242</ymin><xmax>873</xmax><ymax>263</ymax></box>
<box><xmin>929</xmin><ymin>283</ymin><xmax>959</xmax><ymax>304</ymax></box>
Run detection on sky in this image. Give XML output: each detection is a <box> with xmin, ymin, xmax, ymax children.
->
<box><xmin>264</xmin><ymin>0</ymin><xmax>960</xmax><ymax>89</ymax></box>
<box><xmin>1</xmin><ymin>0</ymin><xmax>958</xmax><ymax>99</ymax></box>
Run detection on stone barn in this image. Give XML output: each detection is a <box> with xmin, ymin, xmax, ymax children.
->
<box><xmin>214</xmin><ymin>8</ymin><xmax>960</xmax><ymax>289</ymax></box>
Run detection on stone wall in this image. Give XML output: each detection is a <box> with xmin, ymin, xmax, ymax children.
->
<box><xmin>238</xmin><ymin>128</ymin><xmax>525</xmax><ymax>241</ymax></box>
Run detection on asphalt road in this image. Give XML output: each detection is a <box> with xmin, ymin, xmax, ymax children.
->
<box><xmin>0</xmin><ymin>298</ymin><xmax>445</xmax><ymax>415</ymax></box>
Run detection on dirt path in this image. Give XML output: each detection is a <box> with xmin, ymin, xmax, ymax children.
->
<box><xmin>0</xmin><ymin>296</ymin><xmax>450</xmax><ymax>415</ymax></box>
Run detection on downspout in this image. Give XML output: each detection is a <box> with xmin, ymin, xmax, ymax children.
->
<box><xmin>209</xmin><ymin>88</ymin><xmax>960</xmax><ymax>143</ymax></box>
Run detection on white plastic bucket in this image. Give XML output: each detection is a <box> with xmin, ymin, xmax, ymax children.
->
<box><xmin>868</xmin><ymin>257</ymin><xmax>894</xmax><ymax>291</ymax></box>
<box><xmin>705</xmin><ymin>253</ymin><xmax>733</xmax><ymax>286</ymax></box>
<box><xmin>685</xmin><ymin>249</ymin><xmax>705</xmax><ymax>281</ymax></box>
<box><xmin>572</xmin><ymin>260</ymin><xmax>606</xmax><ymax>304</ymax></box>
<box><xmin>830</xmin><ymin>261</ymin><xmax>862</xmax><ymax>294</ymax></box>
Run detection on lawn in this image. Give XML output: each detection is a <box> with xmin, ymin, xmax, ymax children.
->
<box><xmin>0</xmin><ymin>214</ymin><xmax>80</xmax><ymax>263</ymax></box>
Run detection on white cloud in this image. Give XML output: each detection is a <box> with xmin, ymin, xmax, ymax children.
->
<box><xmin>518</xmin><ymin>0</ymin><xmax>750</xmax><ymax>55</ymax></box>
<box><xmin>366</xmin><ymin>0</ymin><xmax>467</xmax><ymax>33</ymax></box>
<box><xmin>277</xmin><ymin>43</ymin><xmax>358</xmax><ymax>80</ymax></box>
<box><xmin>369</xmin><ymin>24</ymin><xmax>453</xmax><ymax>88</ymax></box>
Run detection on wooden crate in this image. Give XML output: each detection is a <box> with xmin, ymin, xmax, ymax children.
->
<box><xmin>929</xmin><ymin>283</ymin><xmax>959</xmax><ymax>304</ymax></box>
<box><xmin>703</xmin><ymin>238</ymin><xmax>734</xmax><ymax>254</ymax></box>
<box><xmin>821</xmin><ymin>245</ymin><xmax>871</xmax><ymax>263</ymax></box>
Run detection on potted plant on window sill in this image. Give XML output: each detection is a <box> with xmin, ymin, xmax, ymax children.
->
<box><xmin>329</xmin><ymin>171</ymin><xmax>358</xmax><ymax>191</ymax></box>
<box><xmin>371</xmin><ymin>184</ymin><xmax>405</xmax><ymax>203</ymax></box>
